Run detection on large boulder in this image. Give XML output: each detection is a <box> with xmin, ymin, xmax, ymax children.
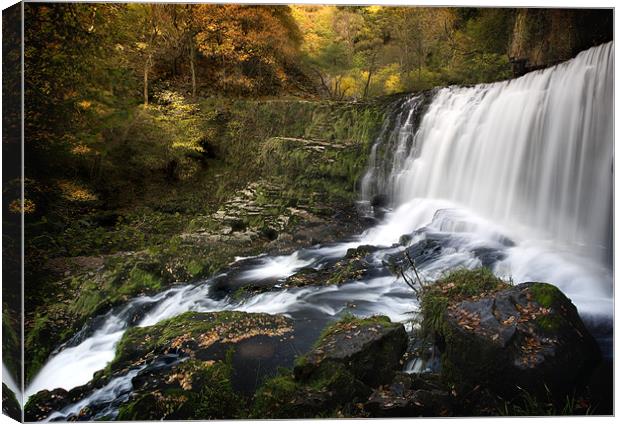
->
<box><xmin>439</xmin><ymin>280</ymin><xmax>601</xmax><ymax>399</ymax></box>
<box><xmin>294</xmin><ymin>315</ymin><xmax>408</xmax><ymax>387</ymax></box>
<box><xmin>109</xmin><ymin>311</ymin><xmax>293</xmax><ymax>374</ymax></box>
<box><xmin>365</xmin><ymin>372</ymin><xmax>454</xmax><ymax>417</ymax></box>
<box><xmin>252</xmin><ymin>315</ymin><xmax>408</xmax><ymax>418</ymax></box>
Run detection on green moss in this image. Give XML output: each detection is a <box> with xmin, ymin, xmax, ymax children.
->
<box><xmin>419</xmin><ymin>267</ymin><xmax>509</xmax><ymax>337</ymax></box>
<box><xmin>2</xmin><ymin>307</ymin><xmax>20</xmax><ymax>383</ymax></box>
<box><xmin>528</xmin><ymin>283</ymin><xmax>562</xmax><ymax>308</ymax></box>
<box><xmin>123</xmin><ymin>268</ymin><xmax>162</xmax><ymax>293</ymax></box>
<box><xmin>118</xmin><ymin>356</ymin><xmax>244</xmax><ymax>420</ymax></box>
<box><xmin>535</xmin><ymin>314</ymin><xmax>563</xmax><ymax>333</ymax></box>
<box><xmin>251</xmin><ymin>370</ymin><xmax>301</xmax><ymax>418</ymax></box>
<box><xmin>3</xmin><ymin>383</ymin><xmax>21</xmax><ymax>421</ymax></box>
<box><xmin>250</xmin><ymin>363</ymin><xmax>361</xmax><ymax>419</ymax></box>
<box><xmin>325</xmin><ymin>261</ymin><xmax>362</xmax><ymax>285</ymax></box>
<box><xmin>316</xmin><ymin>314</ymin><xmax>392</xmax><ymax>346</ymax></box>
<box><xmin>109</xmin><ymin>311</ymin><xmax>291</xmax><ymax>373</ymax></box>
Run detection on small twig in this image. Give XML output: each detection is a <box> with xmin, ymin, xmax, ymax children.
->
<box><xmin>399</xmin><ymin>267</ymin><xmax>420</xmax><ymax>297</ymax></box>
<box><xmin>404</xmin><ymin>251</ymin><xmax>424</xmax><ymax>288</ymax></box>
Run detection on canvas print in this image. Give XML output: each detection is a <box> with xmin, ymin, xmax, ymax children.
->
<box><xmin>1</xmin><ymin>2</ymin><xmax>614</xmax><ymax>421</ymax></box>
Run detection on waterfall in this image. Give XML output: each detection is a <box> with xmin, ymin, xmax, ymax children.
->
<box><xmin>25</xmin><ymin>43</ymin><xmax>613</xmax><ymax>417</ymax></box>
<box><xmin>362</xmin><ymin>42</ymin><xmax>613</xmax><ymax>268</ymax></box>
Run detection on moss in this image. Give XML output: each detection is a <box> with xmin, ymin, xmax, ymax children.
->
<box><xmin>2</xmin><ymin>307</ymin><xmax>21</xmax><ymax>383</ymax></box>
<box><xmin>118</xmin><ymin>356</ymin><xmax>244</xmax><ymax>420</ymax></box>
<box><xmin>123</xmin><ymin>268</ymin><xmax>162</xmax><ymax>294</ymax></box>
<box><xmin>109</xmin><ymin>311</ymin><xmax>292</xmax><ymax>373</ymax></box>
<box><xmin>535</xmin><ymin>314</ymin><xmax>563</xmax><ymax>333</ymax></box>
<box><xmin>528</xmin><ymin>283</ymin><xmax>562</xmax><ymax>308</ymax></box>
<box><xmin>315</xmin><ymin>314</ymin><xmax>392</xmax><ymax>346</ymax></box>
<box><xmin>251</xmin><ymin>371</ymin><xmax>301</xmax><ymax>418</ymax></box>
<box><xmin>251</xmin><ymin>363</ymin><xmax>361</xmax><ymax>419</ymax></box>
<box><xmin>2</xmin><ymin>383</ymin><xmax>21</xmax><ymax>421</ymax></box>
<box><xmin>325</xmin><ymin>261</ymin><xmax>364</xmax><ymax>285</ymax></box>
<box><xmin>185</xmin><ymin>260</ymin><xmax>205</xmax><ymax>278</ymax></box>
<box><xmin>419</xmin><ymin>267</ymin><xmax>509</xmax><ymax>337</ymax></box>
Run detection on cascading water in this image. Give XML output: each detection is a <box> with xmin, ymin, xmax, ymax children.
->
<box><xmin>25</xmin><ymin>42</ymin><xmax>613</xmax><ymax>420</ymax></box>
<box><xmin>363</xmin><ymin>42</ymin><xmax>613</xmax><ymax>267</ymax></box>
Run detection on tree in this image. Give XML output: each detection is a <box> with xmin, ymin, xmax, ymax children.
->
<box><xmin>193</xmin><ymin>5</ymin><xmax>301</xmax><ymax>95</ymax></box>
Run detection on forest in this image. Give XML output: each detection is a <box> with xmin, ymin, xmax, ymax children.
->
<box><xmin>20</xmin><ymin>5</ymin><xmax>611</xmax><ymax>203</ymax></box>
<box><xmin>2</xmin><ymin>3</ymin><xmax>614</xmax><ymax>422</ymax></box>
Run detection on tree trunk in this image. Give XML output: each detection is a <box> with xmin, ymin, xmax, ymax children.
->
<box><xmin>189</xmin><ymin>38</ymin><xmax>197</xmax><ymax>98</ymax></box>
<box><xmin>143</xmin><ymin>63</ymin><xmax>149</xmax><ymax>106</ymax></box>
<box><xmin>363</xmin><ymin>69</ymin><xmax>373</xmax><ymax>99</ymax></box>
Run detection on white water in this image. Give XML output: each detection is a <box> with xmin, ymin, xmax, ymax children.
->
<box><xmin>26</xmin><ymin>43</ymin><xmax>613</xmax><ymax>416</ymax></box>
<box><xmin>360</xmin><ymin>41</ymin><xmax>613</xmax><ymax>317</ymax></box>
<box><xmin>365</xmin><ymin>41</ymin><xmax>613</xmax><ymax>267</ymax></box>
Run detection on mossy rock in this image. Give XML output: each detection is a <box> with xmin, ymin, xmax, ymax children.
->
<box><xmin>24</xmin><ymin>388</ymin><xmax>69</xmax><ymax>422</ymax></box>
<box><xmin>431</xmin><ymin>276</ymin><xmax>601</xmax><ymax>400</ymax></box>
<box><xmin>365</xmin><ymin>372</ymin><xmax>454</xmax><ymax>417</ymax></box>
<box><xmin>117</xmin><ymin>359</ymin><xmax>244</xmax><ymax>420</ymax></box>
<box><xmin>2</xmin><ymin>383</ymin><xmax>21</xmax><ymax>422</ymax></box>
<box><xmin>251</xmin><ymin>315</ymin><xmax>408</xmax><ymax>418</ymax></box>
<box><xmin>109</xmin><ymin>311</ymin><xmax>293</xmax><ymax>374</ymax></box>
<box><xmin>251</xmin><ymin>364</ymin><xmax>368</xmax><ymax>419</ymax></box>
<box><xmin>294</xmin><ymin>315</ymin><xmax>408</xmax><ymax>388</ymax></box>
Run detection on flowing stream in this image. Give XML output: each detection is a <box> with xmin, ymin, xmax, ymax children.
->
<box><xmin>24</xmin><ymin>42</ymin><xmax>613</xmax><ymax>420</ymax></box>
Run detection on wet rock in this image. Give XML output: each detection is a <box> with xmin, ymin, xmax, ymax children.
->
<box><xmin>471</xmin><ymin>247</ymin><xmax>506</xmax><ymax>267</ymax></box>
<box><xmin>366</xmin><ymin>385</ymin><xmax>453</xmax><ymax>417</ymax></box>
<box><xmin>370</xmin><ymin>194</ymin><xmax>389</xmax><ymax>208</ymax></box>
<box><xmin>399</xmin><ymin>234</ymin><xmax>413</xmax><ymax>245</ymax></box>
<box><xmin>294</xmin><ymin>315</ymin><xmax>408</xmax><ymax>388</ymax></box>
<box><xmin>282</xmin><ymin>255</ymin><xmax>369</xmax><ymax>289</ymax></box>
<box><xmin>2</xmin><ymin>383</ymin><xmax>21</xmax><ymax>421</ymax></box>
<box><xmin>110</xmin><ymin>311</ymin><xmax>294</xmax><ymax>374</ymax></box>
<box><xmin>404</xmin><ymin>237</ymin><xmax>443</xmax><ymax>267</ymax></box>
<box><xmin>252</xmin><ymin>315</ymin><xmax>408</xmax><ymax>418</ymax></box>
<box><xmin>25</xmin><ymin>388</ymin><xmax>70</xmax><ymax>422</ymax></box>
<box><xmin>440</xmin><ymin>282</ymin><xmax>601</xmax><ymax>399</ymax></box>
<box><xmin>345</xmin><ymin>244</ymin><xmax>378</xmax><ymax>259</ymax></box>
<box><xmin>118</xmin><ymin>359</ymin><xmax>243</xmax><ymax>420</ymax></box>
<box><xmin>29</xmin><ymin>312</ymin><xmax>297</xmax><ymax>421</ymax></box>
<box><xmin>24</xmin><ymin>367</ymin><xmax>114</xmax><ymax>421</ymax></box>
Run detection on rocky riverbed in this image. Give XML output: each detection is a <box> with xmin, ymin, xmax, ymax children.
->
<box><xmin>25</xmin><ymin>265</ymin><xmax>607</xmax><ymax>420</ymax></box>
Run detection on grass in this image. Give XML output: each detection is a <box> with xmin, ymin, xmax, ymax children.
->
<box><xmin>418</xmin><ymin>267</ymin><xmax>509</xmax><ymax>337</ymax></box>
<box><xmin>499</xmin><ymin>385</ymin><xmax>593</xmax><ymax>416</ymax></box>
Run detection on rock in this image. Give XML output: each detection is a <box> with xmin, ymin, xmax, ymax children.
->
<box><xmin>2</xmin><ymin>383</ymin><xmax>21</xmax><ymax>421</ymax></box>
<box><xmin>25</xmin><ymin>388</ymin><xmax>70</xmax><ymax>422</ymax></box>
<box><xmin>294</xmin><ymin>315</ymin><xmax>408</xmax><ymax>388</ymax></box>
<box><xmin>110</xmin><ymin>311</ymin><xmax>293</xmax><ymax>374</ymax></box>
<box><xmin>344</xmin><ymin>244</ymin><xmax>378</xmax><ymax>259</ymax></box>
<box><xmin>404</xmin><ymin>237</ymin><xmax>443</xmax><ymax>267</ymax></box>
<box><xmin>399</xmin><ymin>234</ymin><xmax>413</xmax><ymax>246</ymax></box>
<box><xmin>252</xmin><ymin>315</ymin><xmax>408</xmax><ymax>418</ymax></box>
<box><xmin>28</xmin><ymin>312</ymin><xmax>296</xmax><ymax>421</ymax></box>
<box><xmin>440</xmin><ymin>282</ymin><xmax>601</xmax><ymax>399</ymax></box>
<box><xmin>117</xmin><ymin>359</ymin><xmax>243</xmax><ymax>420</ymax></box>
<box><xmin>370</xmin><ymin>194</ymin><xmax>389</xmax><ymax>208</ymax></box>
<box><xmin>365</xmin><ymin>372</ymin><xmax>453</xmax><ymax>417</ymax></box>
<box><xmin>283</xmin><ymin>255</ymin><xmax>369</xmax><ymax>289</ymax></box>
